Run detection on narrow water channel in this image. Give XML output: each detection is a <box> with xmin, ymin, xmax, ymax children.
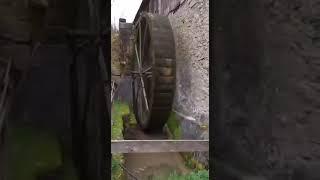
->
<box><xmin>122</xmin><ymin>125</ymin><xmax>189</xmax><ymax>180</ymax></box>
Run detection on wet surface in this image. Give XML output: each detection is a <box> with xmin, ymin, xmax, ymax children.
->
<box><xmin>123</xmin><ymin>126</ymin><xmax>189</xmax><ymax>180</ymax></box>
<box><xmin>113</xmin><ymin>76</ymin><xmax>132</xmax><ymax>104</ymax></box>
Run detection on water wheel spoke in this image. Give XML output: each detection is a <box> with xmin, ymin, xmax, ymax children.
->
<box><xmin>134</xmin><ymin>45</ymin><xmax>141</xmax><ymax>73</ymax></box>
<box><xmin>137</xmin><ymin>84</ymin><xmax>142</xmax><ymax>120</ymax></box>
<box><xmin>135</xmin><ymin>44</ymin><xmax>149</xmax><ymax>112</ymax></box>
<box><xmin>111</xmin><ymin>81</ymin><xmax>115</xmax><ymax>102</ymax></box>
<box><xmin>142</xmin><ymin>22</ymin><xmax>148</xmax><ymax>65</ymax></box>
<box><xmin>140</xmin><ymin>77</ymin><xmax>149</xmax><ymax>112</ymax></box>
<box><xmin>134</xmin><ymin>81</ymin><xmax>139</xmax><ymax>109</ymax></box>
<box><xmin>142</xmin><ymin>66</ymin><xmax>152</xmax><ymax>73</ymax></box>
<box><xmin>139</xmin><ymin>21</ymin><xmax>142</xmax><ymax>65</ymax></box>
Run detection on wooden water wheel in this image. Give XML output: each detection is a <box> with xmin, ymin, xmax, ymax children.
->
<box><xmin>132</xmin><ymin>13</ymin><xmax>176</xmax><ymax>131</ymax></box>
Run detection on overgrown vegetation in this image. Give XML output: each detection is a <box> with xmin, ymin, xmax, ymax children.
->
<box><xmin>111</xmin><ymin>101</ymin><xmax>129</xmax><ymax>140</ymax></box>
<box><xmin>111</xmin><ymin>101</ymin><xmax>131</xmax><ymax>180</ymax></box>
<box><xmin>152</xmin><ymin>170</ymin><xmax>209</xmax><ymax>180</ymax></box>
<box><xmin>111</xmin><ymin>21</ymin><xmax>129</xmax><ymax>179</ymax></box>
<box><xmin>183</xmin><ymin>152</ymin><xmax>206</xmax><ymax>170</ymax></box>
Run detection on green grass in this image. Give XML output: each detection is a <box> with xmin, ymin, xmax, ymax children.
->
<box><xmin>7</xmin><ymin>126</ymin><xmax>78</xmax><ymax>180</ymax></box>
<box><xmin>111</xmin><ymin>101</ymin><xmax>131</xmax><ymax>180</ymax></box>
<box><xmin>112</xmin><ymin>154</ymin><xmax>124</xmax><ymax>180</ymax></box>
<box><xmin>152</xmin><ymin>170</ymin><xmax>209</xmax><ymax>180</ymax></box>
<box><xmin>111</xmin><ymin>101</ymin><xmax>130</xmax><ymax>140</ymax></box>
<box><xmin>168</xmin><ymin>170</ymin><xmax>209</xmax><ymax>180</ymax></box>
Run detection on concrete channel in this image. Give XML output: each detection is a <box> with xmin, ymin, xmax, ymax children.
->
<box><xmin>122</xmin><ymin>121</ymin><xmax>190</xmax><ymax>180</ymax></box>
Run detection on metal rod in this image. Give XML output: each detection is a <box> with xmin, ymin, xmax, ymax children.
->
<box><xmin>139</xmin><ymin>22</ymin><xmax>142</xmax><ymax>65</ymax></box>
<box><xmin>142</xmin><ymin>21</ymin><xmax>148</xmax><ymax>59</ymax></box>
<box><xmin>130</xmin><ymin>66</ymin><xmax>151</xmax><ymax>75</ymax></box>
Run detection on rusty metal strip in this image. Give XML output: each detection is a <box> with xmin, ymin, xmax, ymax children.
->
<box><xmin>111</xmin><ymin>139</ymin><xmax>209</xmax><ymax>153</ymax></box>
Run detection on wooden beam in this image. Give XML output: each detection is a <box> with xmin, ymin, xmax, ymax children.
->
<box><xmin>111</xmin><ymin>140</ymin><xmax>209</xmax><ymax>154</ymax></box>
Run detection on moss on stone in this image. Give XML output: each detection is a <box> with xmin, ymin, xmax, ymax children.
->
<box><xmin>7</xmin><ymin>126</ymin><xmax>65</xmax><ymax>180</ymax></box>
<box><xmin>128</xmin><ymin>112</ymin><xmax>137</xmax><ymax>127</ymax></box>
<box><xmin>166</xmin><ymin>112</ymin><xmax>182</xmax><ymax>139</ymax></box>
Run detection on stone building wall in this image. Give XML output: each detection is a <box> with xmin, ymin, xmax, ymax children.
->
<box><xmin>214</xmin><ymin>0</ymin><xmax>320</xmax><ymax>179</ymax></box>
<box><xmin>167</xmin><ymin>0</ymin><xmax>209</xmax><ymax>140</ymax></box>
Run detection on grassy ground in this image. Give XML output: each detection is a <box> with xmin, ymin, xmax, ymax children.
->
<box><xmin>152</xmin><ymin>170</ymin><xmax>209</xmax><ymax>180</ymax></box>
<box><xmin>167</xmin><ymin>170</ymin><xmax>209</xmax><ymax>180</ymax></box>
<box><xmin>111</xmin><ymin>101</ymin><xmax>131</xmax><ymax>180</ymax></box>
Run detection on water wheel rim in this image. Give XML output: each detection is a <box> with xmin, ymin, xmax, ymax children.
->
<box><xmin>132</xmin><ymin>13</ymin><xmax>176</xmax><ymax>131</ymax></box>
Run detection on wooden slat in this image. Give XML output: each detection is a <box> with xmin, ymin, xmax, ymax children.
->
<box><xmin>111</xmin><ymin>140</ymin><xmax>209</xmax><ymax>153</ymax></box>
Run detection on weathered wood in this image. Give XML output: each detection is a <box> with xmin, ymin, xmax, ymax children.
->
<box><xmin>111</xmin><ymin>140</ymin><xmax>209</xmax><ymax>153</ymax></box>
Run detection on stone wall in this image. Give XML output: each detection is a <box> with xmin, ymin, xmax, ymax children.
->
<box><xmin>167</xmin><ymin>0</ymin><xmax>209</xmax><ymax>137</ymax></box>
<box><xmin>163</xmin><ymin>0</ymin><xmax>209</xmax><ymax>166</ymax></box>
<box><xmin>214</xmin><ymin>0</ymin><xmax>320</xmax><ymax>179</ymax></box>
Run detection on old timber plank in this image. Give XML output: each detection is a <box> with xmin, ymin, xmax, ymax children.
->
<box><xmin>111</xmin><ymin>140</ymin><xmax>209</xmax><ymax>153</ymax></box>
